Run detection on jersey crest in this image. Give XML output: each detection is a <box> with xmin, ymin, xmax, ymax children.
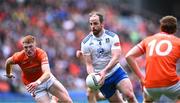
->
<box><xmin>105</xmin><ymin>38</ymin><xmax>110</xmax><ymax>43</ymax></box>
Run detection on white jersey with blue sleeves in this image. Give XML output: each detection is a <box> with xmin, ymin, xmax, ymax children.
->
<box><xmin>81</xmin><ymin>29</ymin><xmax>122</xmax><ymax>77</ymax></box>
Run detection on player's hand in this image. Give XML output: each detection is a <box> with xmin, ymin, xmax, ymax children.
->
<box><xmin>26</xmin><ymin>81</ymin><xmax>39</xmax><ymax>96</ymax></box>
<box><xmin>76</xmin><ymin>50</ymin><xmax>82</xmax><ymax>58</ymax></box>
<box><xmin>140</xmin><ymin>78</ymin><xmax>145</xmax><ymax>92</ymax></box>
<box><xmin>4</xmin><ymin>74</ymin><xmax>15</xmax><ymax>79</ymax></box>
<box><xmin>98</xmin><ymin>70</ymin><xmax>106</xmax><ymax>86</ymax></box>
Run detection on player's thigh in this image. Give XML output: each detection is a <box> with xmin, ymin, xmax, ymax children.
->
<box><xmin>116</xmin><ymin>78</ymin><xmax>134</xmax><ymax>95</ymax></box>
<box><xmin>145</xmin><ymin>87</ymin><xmax>162</xmax><ymax>101</ymax></box>
<box><xmin>49</xmin><ymin>80</ymin><xmax>69</xmax><ymax>99</ymax></box>
<box><xmin>35</xmin><ymin>93</ymin><xmax>51</xmax><ymax>103</ymax></box>
<box><xmin>164</xmin><ymin>81</ymin><xmax>180</xmax><ymax>100</ymax></box>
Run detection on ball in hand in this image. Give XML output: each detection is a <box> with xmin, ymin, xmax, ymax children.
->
<box><xmin>86</xmin><ymin>73</ymin><xmax>101</xmax><ymax>90</ymax></box>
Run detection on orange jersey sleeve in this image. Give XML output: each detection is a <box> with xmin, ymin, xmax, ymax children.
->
<box><xmin>12</xmin><ymin>48</ymin><xmax>49</xmax><ymax>85</ymax></box>
<box><xmin>137</xmin><ymin>32</ymin><xmax>180</xmax><ymax>88</ymax></box>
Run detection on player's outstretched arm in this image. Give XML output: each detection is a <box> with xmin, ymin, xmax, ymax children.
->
<box><xmin>84</xmin><ymin>54</ymin><xmax>94</xmax><ymax>74</ymax></box>
<box><xmin>5</xmin><ymin>57</ymin><xmax>15</xmax><ymax>78</ymax></box>
<box><xmin>37</xmin><ymin>63</ymin><xmax>51</xmax><ymax>84</ymax></box>
<box><xmin>125</xmin><ymin>45</ymin><xmax>145</xmax><ymax>83</ymax></box>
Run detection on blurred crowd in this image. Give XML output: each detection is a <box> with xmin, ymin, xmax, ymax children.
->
<box><xmin>0</xmin><ymin>0</ymin><xmax>179</xmax><ymax>101</ymax></box>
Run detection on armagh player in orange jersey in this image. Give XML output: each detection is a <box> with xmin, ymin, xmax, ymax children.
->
<box><xmin>125</xmin><ymin>16</ymin><xmax>180</xmax><ymax>102</ymax></box>
<box><xmin>5</xmin><ymin>35</ymin><xmax>72</xmax><ymax>103</ymax></box>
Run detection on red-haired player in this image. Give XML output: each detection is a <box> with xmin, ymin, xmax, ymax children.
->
<box><xmin>5</xmin><ymin>35</ymin><xmax>72</xmax><ymax>103</ymax></box>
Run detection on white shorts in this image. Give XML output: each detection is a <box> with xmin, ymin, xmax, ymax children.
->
<box><xmin>34</xmin><ymin>76</ymin><xmax>56</xmax><ymax>99</ymax></box>
<box><xmin>144</xmin><ymin>81</ymin><xmax>180</xmax><ymax>101</ymax></box>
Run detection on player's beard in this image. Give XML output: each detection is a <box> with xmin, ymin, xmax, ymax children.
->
<box><xmin>92</xmin><ymin>28</ymin><xmax>102</xmax><ymax>37</ymax></box>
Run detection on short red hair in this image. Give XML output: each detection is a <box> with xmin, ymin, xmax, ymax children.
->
<box><xmin>22</xmin><ymin>35</ymin><xmax>36</xmax><ymax>44</ymax></box>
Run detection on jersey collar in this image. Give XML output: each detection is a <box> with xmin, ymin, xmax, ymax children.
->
<box><xmin>92</xmin><ymin>29</ymin><xmax>105</xmax><ymax>40</ymax></box>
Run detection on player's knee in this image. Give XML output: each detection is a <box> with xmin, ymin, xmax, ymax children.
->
<box><xmin>126</xmin><ymin>93</ymin><xmax>135</xmax><ymax>101</ymax></box>
<box><xmin>59</xmin><ymin>97</ymin><xmax>72</xmax><ymax>103</ymax></box>
<box><xmin>123</xmin><ymin>89</ymin><xmax>136</xmax><ymax>101</ymax></box>
<box><xmin>55</xmin><ymin>92</ymin><xmax>72</xmax><ymax>103</ymax></box>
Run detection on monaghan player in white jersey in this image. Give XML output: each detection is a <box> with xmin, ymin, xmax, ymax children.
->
<box><xmin>81</xmin><ymin>11</ymin><xmax>138</xmax><ymax>103</ymax></box>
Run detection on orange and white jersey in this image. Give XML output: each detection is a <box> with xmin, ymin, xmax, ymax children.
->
<box><xmin>12</xmin><ymin>48</ymin><xmax>49</xmax><ymax>85</ymax></box>
<box><xmin>138</xmin><ymin>32</ymin><xmax>180</xmax><ymax>88</ymax></box>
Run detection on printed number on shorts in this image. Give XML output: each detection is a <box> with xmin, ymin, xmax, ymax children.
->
<box><xmin>148</xmin><ymin>39</ymin><xmax>172</xmax><ymax>56</ymax></box>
